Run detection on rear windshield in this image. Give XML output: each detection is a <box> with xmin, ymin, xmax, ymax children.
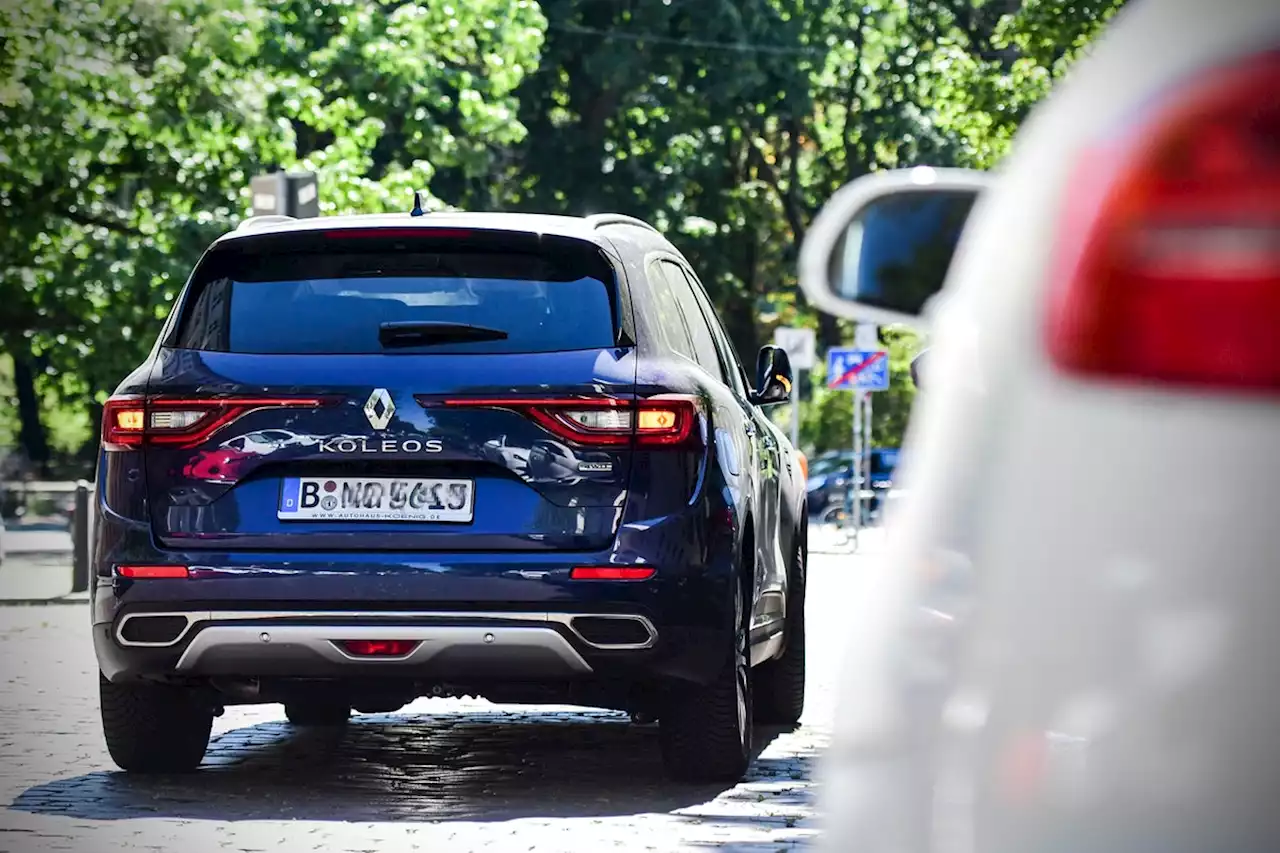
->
<box><xmin>172</xmin><ymin>243</ymin><xmax>618</xmax><ymax>355</ymax></box>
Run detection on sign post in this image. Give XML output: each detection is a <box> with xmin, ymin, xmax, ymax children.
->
<box><xmin>250</xmin><ymin>171</ymin><xmax>319</xmax><ymax>218</ymax></box>
<box><xmin>854</xmin><ymin>322</ymin><xmax>880</xmax><ymax>351</ymax></box>
<box><xmin>826</xmin><ymin>343</ymin><xmax>890</xmax><ymax>544</ymax></box>
<box><xmin>773</xmin><ymin>327</ymin><xmax>816</xmax><ymax>450</ymax></box>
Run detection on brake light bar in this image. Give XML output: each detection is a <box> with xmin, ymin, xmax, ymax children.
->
<box><xmin>431</xmin><ymin>395</ymin><xmax>700</xmax><ymax>447</ymax></box>
<box><xmin>1046</xmin><ymin>51</ymin><xmax>1280</xmax><ymax>391</ymax></box>
<box><xmin>322</xmin><ymin>228</ymin><xmax>476</xmax><ymax>240</ymax></box>
<box><xmin>102</xmin><ymin>396</ymin><xmax>327</xmax><ymax>450</ymax></box>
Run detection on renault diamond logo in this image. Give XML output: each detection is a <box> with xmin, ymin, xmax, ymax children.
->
<box><xmin>363</xmin><ymin>388</ymin><xmax>395</xmax><ymax>430</ymax></box>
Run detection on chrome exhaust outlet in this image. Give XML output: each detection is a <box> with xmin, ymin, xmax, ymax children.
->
<box><xmin>115</xmin><ymin>612</ymin><xmax>199</xmax><ymax>648</ymax></box>
<box><xmin>562</xmin><ymin>614</ymin><xmax>658</xmax><ymax>650</ymax></box>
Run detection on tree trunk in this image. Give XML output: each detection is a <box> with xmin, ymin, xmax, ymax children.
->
<box><xmin>721</xmin><ymin>290</ymin><xmax>760</xmax><ymax>371</ymax></box>
<box><xmin>818</xmin><ymin>313</ymin><xmax>842</xmax><ymax>349</ymax></box>
<box><xmin>11</xmin><ymin>349</ymin><xmax>49</xmax><ymax>476</ymax></box>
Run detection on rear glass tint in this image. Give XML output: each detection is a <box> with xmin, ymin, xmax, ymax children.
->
<box><xmin>173</xmin><ymin>240</ymin><xmax>618</xmax><ymax>355</ymax></box>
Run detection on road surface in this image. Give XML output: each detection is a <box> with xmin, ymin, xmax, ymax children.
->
<box><xmin>0</xmin><ymin>532</ymin><xmax>879</xmax><ymax>852</ymax></box>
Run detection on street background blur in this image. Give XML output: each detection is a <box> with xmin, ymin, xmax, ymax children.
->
<box><xmin>0</xmin><ymin>3</ymin><xmax>1130</xmax><ymax>849</ymax></box>
<box><xmin>1</xmin><ymin>0</ymin><xmax>1124</xmax><ymax>484</ymax></box>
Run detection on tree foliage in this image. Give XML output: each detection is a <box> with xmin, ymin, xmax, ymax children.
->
<box><xmin>0</xmin><ymin>0</ymin><xmax>1125</xmax><ymax>471</ymax></box>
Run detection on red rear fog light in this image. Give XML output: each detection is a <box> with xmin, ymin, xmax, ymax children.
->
<box><xmin>116</xmin><ymin>565</ymin><xmax>190</xmax><ymax>579</ymax></box>
<box><xmin>570</xmin><ymin>566</ymin><xmax>656</xmax><ymax>580</ymax></box>
<box><xmin>340</xmin><ymin>640</ymin><xmax>420</xmax><ymax>657</ymax></box>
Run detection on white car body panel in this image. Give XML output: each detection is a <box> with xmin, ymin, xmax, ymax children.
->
<box><xmin>824</xmin><ymin>0</ymin><xmax>1280</xmax><ymax>849</ymax></box>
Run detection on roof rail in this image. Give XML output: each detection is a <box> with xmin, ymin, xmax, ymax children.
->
<box><xmin>585</xmin><ymin>213</ymin><xmax>661</xmax><ymax>235</ymax></box>
<box><xmin>236</xmin><ymin>214</ymin><xmax>297</xmax><ymax>232</ymax></box>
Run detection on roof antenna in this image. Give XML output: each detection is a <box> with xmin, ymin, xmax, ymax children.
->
<box><xmin>410</xmin><ymin>190</ymin><xmax>425</xmax><ymax>217</ymax></box>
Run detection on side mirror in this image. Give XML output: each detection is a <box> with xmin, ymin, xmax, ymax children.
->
<box><xmin>798</xmin><ymin>166</ymin><xmax>990</xmax><ymax>329</ymax></box>
<box><xmin>910</xmin><ymin>349</ymin><xmax>927</xmax><ymax>389</ymax></box>
<box><xmin>750</xmin><ymin>345</ymin><xmax>793</xmax><ymax>406</ymax></box>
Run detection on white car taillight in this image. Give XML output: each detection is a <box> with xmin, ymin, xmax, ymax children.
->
<box><xmin>1046</xmin><ymin>51</ymin><xmax>1280</xmax><ymax>392</ymax></box>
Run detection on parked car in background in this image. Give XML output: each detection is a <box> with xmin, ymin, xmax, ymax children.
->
<box><xmin>805</xmin><ymin>448</ymin><xmax>899</xmax><ymax>515</ymax></box>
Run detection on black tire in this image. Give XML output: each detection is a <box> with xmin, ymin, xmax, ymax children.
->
<box><xmin>99</xmin><ymin>674</ymin><xmax>212</xmax><ymax>773</ymax></box>
<box><xmin>754</xmin><ymin>537</ymin><xmax>806</xmax><ymax>726</ymax></box>
<box><xmin>659</xmin><ymin>577</ymin><xmax>753</xmax><ymax>783</ymax></box>
<box><xmin>285</xmin><ymin>701</ymin><xmax>351</xmax><ymax>727</ymax></box>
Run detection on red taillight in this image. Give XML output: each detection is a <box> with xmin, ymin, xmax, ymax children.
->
<box><xmin>634</xmin><ymin>396</ymin><xmax>699</xmax><ymax>446</ymax></box>
<box><xmin>433</xmin><ymin>395</ymin><xmax>700</xmax><ymax>447</ymax></box>
<box><xmin>103</xmin><ymin>397</ymin><xmax>146</xmax><ymax>450</ymax></box>
<box><xmin>116</xmin><ymin>565</ymin><xmax>190</xmax><ymax>579</ymax></box>
<box><xmin>340</xmin><ymin>639</ymin><xmax>420</xmax><ymax>657</ymax></box>
<box><xmin>101</xmin><ymin>395</ymin><xmax>326</xmax><ymax>450</ymax></box>
<box><xmin>1047</xmin><ymin>52</ymin><xmax>1280</xmax><ymax>391</ymax></box>
<box><xmin>570</xmin><ymin>566</ymin><xmax>656</xmax><ymax>580</ymax></box>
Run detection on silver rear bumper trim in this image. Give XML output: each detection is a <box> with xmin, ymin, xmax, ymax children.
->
<box><xmin>173</xmin><ymin>623</ymin><xmax>594</xmax><ymax>674</ymax></box>
<box><xmin>116</xmin><ymin>610</ymin><xmax>658</xmax><ymax>652</ymax></box>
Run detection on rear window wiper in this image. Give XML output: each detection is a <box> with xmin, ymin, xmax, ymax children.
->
<box><xmin>378</xmin><ymin>321</ymin><xmax>510</xmax><ymax>349</ymax></box>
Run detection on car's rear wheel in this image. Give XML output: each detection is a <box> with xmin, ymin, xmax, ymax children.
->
<box><xmin>659</xmin><ymin>576</ymin><xmax>753</xmax><ymax>783</ymax></box>
<box><xmin>284</xmin><ymin>701</ymin><xmax>351</xmax><ymax>727</ymax></box>
<box><xmin>99</xmin><ymin>674</ymin><xmax>213</xmax><ymax>773</ymax></box>
<box><xmin>754</xmin><ymin>536</ymin><xmax>807</xmax><ymax>726</ymax></box>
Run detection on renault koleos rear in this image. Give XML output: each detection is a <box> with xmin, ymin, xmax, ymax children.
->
<box><xmin>92</xmin><ymin>210</ymin><xmax>808</xmax><ymax>783</ymax></box>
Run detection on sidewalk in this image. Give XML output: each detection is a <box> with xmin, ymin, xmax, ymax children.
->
<box><xmin>808</xmin><ymin>523</ymin><xmax>887</xmax><ymax>556</ymax></box>
<box><xmin>0</xmin><ymin>554</ymin><xmax>86</xmax><ymax>605</ymax></box>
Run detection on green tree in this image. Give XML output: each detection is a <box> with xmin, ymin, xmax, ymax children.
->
<box><xmin>1</xmin><ymin>0</ymin><xmax>1127</xmax><ymax>473</ymax></box>
<box><xmin>256</xmin><ymin>0</ymin><xmax>545</xmax><ymax>213</ymax></box>
<box><xmin>1</xmin><ymin>0</ymin><xmax>293</xmax><ymax>470</ymax></box>
<box><xmin>0</xmin><ymin>0</ymin><xmax>545</xmax><ymax>470</ymax></box>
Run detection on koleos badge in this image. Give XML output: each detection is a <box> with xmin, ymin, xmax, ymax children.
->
<box><xmin>364</xmin><ymin>388</ymin><xmax>396</xmax><ymax>430</ymax></box>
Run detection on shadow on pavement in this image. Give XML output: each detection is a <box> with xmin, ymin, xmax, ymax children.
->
<box><xmin>9</xmin><ymin>709</ymin><xmax>799</xmax><ymax>824</ymax></box>
<box><xmin>677</xmin><ymin>748</ymin><xmax>823</xmax><ymax>850</ymax></box>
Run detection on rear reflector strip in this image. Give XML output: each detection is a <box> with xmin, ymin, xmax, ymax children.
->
<box><xmin>570</xmin><ymin>567</ymin><xmax>656</xmax><ymax>581</ymax></box>
<box><xmin>116</xmin><ymin>565</ymin><xmax>190</xmax><ymax>579</ymax></box>
<box><xmin>339</xmin><ymin>640</ymin><xmax>421</xmax><ymax>657</ymax></box>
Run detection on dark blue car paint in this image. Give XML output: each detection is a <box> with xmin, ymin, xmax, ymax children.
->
<box><xmin>91</xmin><ymin>214</ymin><xmax>806</xmax><ymax>697</ymax></box>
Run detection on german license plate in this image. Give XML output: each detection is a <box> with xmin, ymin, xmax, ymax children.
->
<box><xmin>278</xmin><ymin>477</ymin><xmax>474</xmax><ymax>523</ymax></box>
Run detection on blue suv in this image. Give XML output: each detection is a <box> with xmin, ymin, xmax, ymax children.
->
<box><xmin>92</xmin><ymin>211</ymin><xmax>808</xmax><ymax>782</ymax></box>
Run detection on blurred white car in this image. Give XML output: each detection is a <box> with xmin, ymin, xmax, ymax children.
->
<box><xmin>800</xmin><ymin>0</ymin><xmax>1280</xmax><ymax>850</ymax></box>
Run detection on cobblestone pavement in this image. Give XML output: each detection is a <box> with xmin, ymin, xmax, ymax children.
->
<box><xmin>0</xmin><ymin>539</ymin><xmax>880</xmax><ymax>853</ymax></box>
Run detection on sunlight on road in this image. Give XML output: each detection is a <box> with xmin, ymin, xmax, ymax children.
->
<box><xmin>0</xmin><ymin>547</ymin><xmax>881</xmax><ymax>851</ymax></box>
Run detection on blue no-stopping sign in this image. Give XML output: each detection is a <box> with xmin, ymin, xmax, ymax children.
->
<box><xmin>827</xmin><ymin>348</ymin><xmax>890</xmax><ymax>391</ymax></box>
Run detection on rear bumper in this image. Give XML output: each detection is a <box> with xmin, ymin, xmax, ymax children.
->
<box><xmin>119</xmin><ymin>609</ymin><xmax>664</xmax><ymax>677</ymax></box>
<box><xmin>92</xmin><ymin>509</ymin><xmax>737</xmax><ymax>689</ymax></box>
<box><xmin>94</xmin><ymin>606</ymin><xmax>723</xmax><ymax>689</ymax></box>
<box><xmin>111</xmin><ymin>609</ymin><xmax>656</xmax><ymax>677</ymax></box>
